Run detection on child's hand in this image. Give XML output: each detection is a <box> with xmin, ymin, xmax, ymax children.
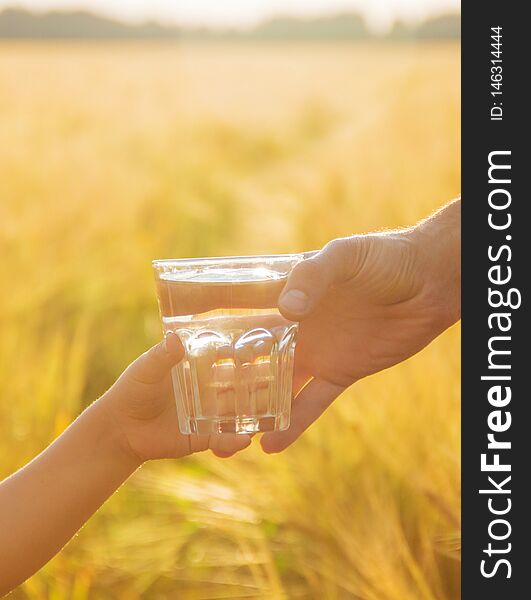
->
<box><xmin>0</xmin><ymin>333</ymin><xmax>251</xmax><ymax>595</ymax></box>
<box><xmin>100</xmin><ymin>332</ymin><xmax>251</xmax><ymax>465</ymax></box>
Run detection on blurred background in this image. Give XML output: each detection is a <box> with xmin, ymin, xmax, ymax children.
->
<box><xmin>0</xmin><ymin>1</ymin><xmax>460</xmax><ymax>598</ymax></box>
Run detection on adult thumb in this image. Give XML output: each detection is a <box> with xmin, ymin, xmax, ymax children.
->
<box><xmin>278</xmin><ymin>239</ymin><xmax>352</xmax><ymax>320</ymax></box>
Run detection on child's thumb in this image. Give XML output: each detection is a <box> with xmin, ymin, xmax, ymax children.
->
<box><xmin>130</xmin><ymin>332</ymin><xmax>184</xmax><ymax>384</ymax></box>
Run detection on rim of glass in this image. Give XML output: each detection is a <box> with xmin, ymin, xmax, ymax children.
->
<box><xmin>152</xmin><ymin>253</ymin><xmax>303</xmax><ymax>268</ymax></box>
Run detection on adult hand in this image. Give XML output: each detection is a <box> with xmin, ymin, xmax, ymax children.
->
<box><xmin>261</xmin><ymin>199</ymin><xmax>461</xmax><ymax>453</ymax></box>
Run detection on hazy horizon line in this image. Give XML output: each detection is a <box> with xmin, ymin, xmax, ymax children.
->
<box><xmin>0</xmin><ymin>3</ymin><xmax>461</xmax><ymax>35</ymax></box>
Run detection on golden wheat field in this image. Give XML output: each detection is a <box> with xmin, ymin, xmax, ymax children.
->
<box><xmin>0</xmin><ymin>41</ymin><xmax>460</xmax><ymax>599</ymax></box>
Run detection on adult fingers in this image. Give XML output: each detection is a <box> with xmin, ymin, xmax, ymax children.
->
<box><xmin>292</xmin><ymin>368</ymin><xmax>312</xmax><ymax>397</ymax></box>
<box><xmin>260</xmin><ymin>378</ymin><xmax>345</xmax><ymax>454</ymax></box>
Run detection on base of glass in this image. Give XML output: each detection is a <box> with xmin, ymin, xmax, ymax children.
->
<box><xmin>179</xmin><ymin>411</ymin><xmax>290</xmax><ymax>435</ymax></box>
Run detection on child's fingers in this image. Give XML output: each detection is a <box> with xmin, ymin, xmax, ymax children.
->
<box><xmin>209</xmin><ymin>433</ymin><xmax>252</xmax><ymax>458</ymax></box>
<box><xmin>130</xmin><ymin>332</ymin><xmax>185</xmax><ymax>384</ymax></box>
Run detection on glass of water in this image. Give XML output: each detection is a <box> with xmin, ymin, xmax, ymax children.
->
<box><xmin>152</xmin><ymin>254</ymin><xmax>302</xmax><ymax>435</ymax></box>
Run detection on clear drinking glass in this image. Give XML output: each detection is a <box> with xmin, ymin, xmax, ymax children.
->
<box><xmin>153</xmin><ymin>254</ymin><xmax>302</xmax><ymax>434</ymax></box>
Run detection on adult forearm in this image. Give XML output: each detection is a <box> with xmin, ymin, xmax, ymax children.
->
<box><xmin>0</xmin><ymin>398</ymin><xmax>140</xmax><ymax>596</ymax></box>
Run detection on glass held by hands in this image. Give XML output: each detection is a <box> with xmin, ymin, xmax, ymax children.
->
<box><xmin>153</xmin><ymin>254</ymin><xmax>302</xmax><ymax>435</ymax></box>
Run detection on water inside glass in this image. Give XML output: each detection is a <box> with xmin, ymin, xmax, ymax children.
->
<box><xmin>154</xmin><ymin>257</ymin><xmax>300</xmax><ymax>434</ymax></box>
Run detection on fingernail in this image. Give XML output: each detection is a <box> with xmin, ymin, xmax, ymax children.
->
<box><xmin>164</xmin><ymin>331</ymin><xmax>180</xmax><ymax>354</ymax></box>
<box><xmin>280</xmin><ymin>289</ymin><xmax>308</xmax><ymax>313</ymax></box>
